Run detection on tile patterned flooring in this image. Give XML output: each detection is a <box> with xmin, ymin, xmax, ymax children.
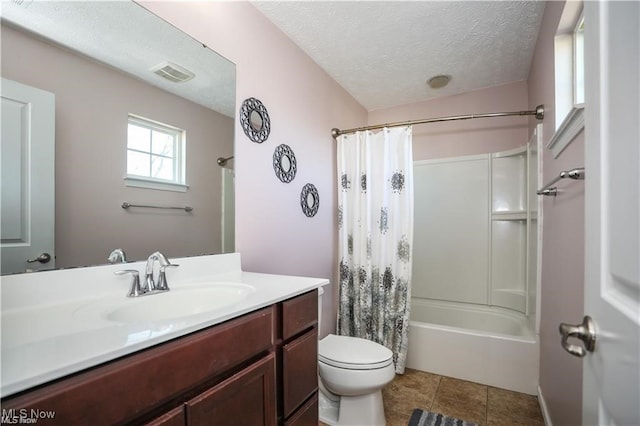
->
<box><xmin>383</xmin><ymin>369</ymin><xmax>544</xmax><ymax>426</ymax></box>
<box><xmin>321</xmin><ymin>368</ymin><xmax>544</xmax><ymax>426</ymax></box>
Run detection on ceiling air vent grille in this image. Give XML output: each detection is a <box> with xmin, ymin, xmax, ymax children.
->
<box><xmin>151</xmin><ymin>62</ymin><xmax>194</xmax><ymax>83</ymax></box>
<box><xmin>11</xmin><ymin>0</ymin><xmax>33</xmax><ymax>6</ymax></box>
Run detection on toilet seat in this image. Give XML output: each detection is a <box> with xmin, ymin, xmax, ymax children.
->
<box><xmin>319</xmin><ymin>334</ymin><xmax>393</xmax><ymax>370</ymax></box>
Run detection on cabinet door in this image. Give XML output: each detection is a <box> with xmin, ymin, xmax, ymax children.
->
<box><xmin>186</xmin><ymin>353</ymin><xmax>276</xmax><ymax>426</ymax></box>
<box><xmin>282</xmin><ymin>329</ymin><xmax>318</xmax><ymax>418</ymax></box>
<box><xmin>284</xmin><ymin>393</ymin><xmax>318</xmax><ymax>426</ymax></box>
<box><xmin>146</xmin><ymin>406</ymin><xmax>185</xmax><ymax>426</ymax></box>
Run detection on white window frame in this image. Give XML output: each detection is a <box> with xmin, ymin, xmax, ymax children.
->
<box><xmin>124</xmin><ymin>114</ymin><xmax>188</xmax><ymax>192</ymax></box>
<box><xmin>548</xmin><ymin>1</ymin><xmax>585</xmax><ymax>158</ymax></box>
<box><xmin>573</xmin><ymin>12</ymin><xmax>585</xmax><ymax>107</ymax></box>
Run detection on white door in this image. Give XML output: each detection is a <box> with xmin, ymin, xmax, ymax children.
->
<box><xmin>1</xmin><ymin>78</ymin><xmax>55</xmax><ymax>274</ymax></box>
<box><xmin>580</xmin><ymin>2</ymin><xmax>640</xmax><ymax>425</ymax></box>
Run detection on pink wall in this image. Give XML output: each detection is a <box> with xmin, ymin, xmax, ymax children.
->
<box><xmin>140</xmin><ymin>2</ymin><xmax>368</xmax><ymax>336</ymax></box>
<box><xmin>368</xmin><ymin>81</ymin><xmax>530</xmax><ymax>160</ymax></box>
<box><xmin>1</xmin><ymin>25</ymin><xmax>234</xmax><ymax>268</ymax></box>
<box><xmin>528</xmin><ymin>2</ymin><xmax>584</xmax><ymax>425</ymax></box>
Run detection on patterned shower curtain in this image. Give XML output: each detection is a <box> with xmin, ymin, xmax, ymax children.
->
<box><xmin>336</xmin><ymin>126</ymin><xmax>414</xmax><ymax>374</ymax></box>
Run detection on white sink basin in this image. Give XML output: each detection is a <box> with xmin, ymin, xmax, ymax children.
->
<box><xmin>74</xmin><ymin>283</ymin><xmax>255</xmax><ymax>323</ymax></box>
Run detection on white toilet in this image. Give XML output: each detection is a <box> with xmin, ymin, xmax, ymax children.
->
<box><xmin>317</xmin><ymin>289</ymin><xmax>396</xmax><ymax>426</ymax></box>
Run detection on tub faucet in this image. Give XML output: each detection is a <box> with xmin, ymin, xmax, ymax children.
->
<box><xmin>144</xmin><ymin>251</ymin><xmax>179</xmax><ymax>293</ymax></box>
<box><xmin>108</xmin><ymin>248</ymin><xmax>127</xmax><ymax>264</ymax></box>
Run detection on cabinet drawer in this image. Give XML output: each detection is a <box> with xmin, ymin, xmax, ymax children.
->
<box><xmin>2</xmin><ymin>307</ymin><xmax>274</xmax><ymax>425</ymax></box>
<box><xmin>284</xmin><ymin>393</ymin><xmax>318</xmax><ymax>426</ymax></box>
<box><xmin>186</xmin><ymin>353</ymin><xmax>276</xmax><ymax>426</ymax></box>
<box><xmin>282</xmin><ymin>290</ymin><xmax>318</xmax><ymax>340</ymax></box>
<box><xmin>282</xmin><ymin>328</ymin><xmax>318</xmax><ymax>418</ymax></box>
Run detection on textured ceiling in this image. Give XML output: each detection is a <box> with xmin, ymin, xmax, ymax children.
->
<box><xmin>1</xmin><ymin>1</ymin><xmax>236</xmax><ymax>117</ymax></box>
<box><xmin>252</xmin><ymin>1</ymin><xmax>545</xmax><ymax>111</ymax></box>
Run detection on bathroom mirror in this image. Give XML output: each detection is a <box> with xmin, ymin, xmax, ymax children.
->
<box><xmin>240</xmin><ymin>97</ymin><xmax>271</xmax><ymax>143</ymax></box>
<box><xmin>281</xmin><ymin>156</ymin><xmax>292</xmax><ymax>172</ymax></box>
<box><xmin>250</xmin><ymin>110</ymin><xmax>264</xmax><ymax>132</ymax></box>
<box><xmin>307</xmin><ymin>193</ymin><xmax>316</xmax><ymax>207</ymax></box>
<box><xmin>273</xmin><ymin>144</ymin><xmax>297</xmax><ymax>183</ymax></box>
<box><xmin>300</xmin><ymin>183</ymin><xmax>320</xmax><ymax>217</ymax></box>
<box><xmin>0</xmin><ymin>1</ymin><xmax>236</xmax><ymax>273</ymax></box>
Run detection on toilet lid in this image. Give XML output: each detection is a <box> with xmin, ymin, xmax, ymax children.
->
<box><xmin>319</xmin><ymin>334</ymin><xmax>393</xmax><ymax>370</ymax></box>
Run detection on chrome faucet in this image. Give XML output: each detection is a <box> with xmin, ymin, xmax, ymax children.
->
<box><xmin>115</xmin><ymin>251</ymin><xmax>179</xmax><ymax>297</ymax></box>
<box><xmin>144</xmin><ymin>251</ymin><xmax>179</xmax><ymax>293</ymax></box>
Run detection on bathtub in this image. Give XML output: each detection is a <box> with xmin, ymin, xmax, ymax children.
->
<box><xmin>406</xmin><ymin>298</ymin><xmax>539</xmax><ymax>395</ymax></box>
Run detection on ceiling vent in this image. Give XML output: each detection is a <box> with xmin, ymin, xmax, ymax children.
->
<box><xmin>151</xmin><ymin>61</ymin><xmax>195</xmax><ymax>83</ymax></box>
<box><xmin>10</xmin><ymin>0</ymin><xmax>33</xmax><ymax>7</ymax></box>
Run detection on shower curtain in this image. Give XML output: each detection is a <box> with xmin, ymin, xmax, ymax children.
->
<box><xmin>336</xmin><ymin>126</ymin><xmax>414</xmax><ymax>374</ymax></box>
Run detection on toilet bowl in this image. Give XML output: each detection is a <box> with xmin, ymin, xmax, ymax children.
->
<box><xmin>318</xmin><ymin>334</ymin><xmax>395</xmax><ymax>425</ymax></box>
<box><xmin>317</xmin><ymin>289</ymin><xmax>396</xmax><ymax>425</ymax></box>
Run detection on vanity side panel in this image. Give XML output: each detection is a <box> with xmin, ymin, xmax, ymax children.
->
<box><xmin>1</xmin><ymin>307</ymin><xmax>274</xmax><ymax>425</ymax></box>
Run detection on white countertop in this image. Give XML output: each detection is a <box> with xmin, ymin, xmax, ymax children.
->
<box><xmin>1</xmin><ymin>253</ymin><xmax>329</xmax><ymax>397</ymax></box>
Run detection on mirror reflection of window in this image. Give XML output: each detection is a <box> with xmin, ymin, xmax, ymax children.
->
<box><xmin>127</xmin><ymin>115</ymin><xmax>185</xmax><ymax>185</ymax></box>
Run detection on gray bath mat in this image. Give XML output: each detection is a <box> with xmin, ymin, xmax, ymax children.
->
<box><xmin>408</xmin><ymin>408</ymin><xmax>478</xmax><ymax>426</ymax></box>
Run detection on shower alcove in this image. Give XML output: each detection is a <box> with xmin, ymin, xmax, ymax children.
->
<box><xmin>413</xmin><ymin>144</ymin><xmax>536</xmax><ymax>314</ymax></box>
<box><xmin>407</xmin><ymin>132</ymin><xmax>541</xmax><ymax>394</ymax></box>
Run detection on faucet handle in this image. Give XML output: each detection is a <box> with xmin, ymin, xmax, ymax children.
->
<box><xmin>115</xmin><ymin>269</ymin><xmax>143</xmax><ymax>297</ymax></box>
<box><xmin>156</xmin><ymin>264</ymin><xmax>179</xmax><ymax>291</ymax></box>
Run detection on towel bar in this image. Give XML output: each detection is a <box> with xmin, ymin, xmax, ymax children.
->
<box><xmin>536</xmin><ymin>168</ymin><xmax>585</xmax><ymax>196</ymax></box>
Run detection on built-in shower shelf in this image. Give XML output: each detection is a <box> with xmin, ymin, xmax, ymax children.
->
<box><xmin>491</xmin><ymin>211</ymin><xmax>526</xmax><ymax>220</ymax></box>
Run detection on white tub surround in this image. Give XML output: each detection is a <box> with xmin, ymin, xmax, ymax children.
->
<box><xmin>406</xmin><ymin>298</ymin><xmax>539</xmax><ymax>395</ymax></box>
<box><xmin>1</xmin><ymin>253</ymin><xmax>329</xmax><ymax>397</ymax></box>
<box><xmin>413</xmin><ymin>141</ymin><xmax>541</xmax><ymax>317</ymax></box>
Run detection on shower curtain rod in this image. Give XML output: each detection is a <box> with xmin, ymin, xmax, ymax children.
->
<box><xmin>331</xmin><ymin>104</ymin><xmax>545</xmax><ymax>138</ymax></box>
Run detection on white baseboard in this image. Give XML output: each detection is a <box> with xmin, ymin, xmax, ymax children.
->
<box><xmin>538</xmin><ymin>385</ymin><xmax>553</xmax><ymax>426</ymax></box>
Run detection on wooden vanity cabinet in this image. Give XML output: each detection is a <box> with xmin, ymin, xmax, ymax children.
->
<box><xmin>1</xmin><ymin>289</ymin><xmax>320</xmax><ymax>426</ymax></box>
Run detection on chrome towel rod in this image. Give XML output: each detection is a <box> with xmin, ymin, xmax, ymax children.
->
<box><xmin>122</xmin><ymin>202</ymin><xmax>193</xmax><ymax>212</ymax></box>
<box><xmin>217</xmin><ymin>155</ymin><xmax>234</xmax><ymax>166</ymax></box>
<box><xmin>537</xmin><ymin>168</ymin><xmax>585</xmax><ymax>196</ymax></box>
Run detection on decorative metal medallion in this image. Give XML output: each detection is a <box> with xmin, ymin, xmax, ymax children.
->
<box><xmin>273</xmin><ymin>144</ymin><xmax>297</xmax><ymax>183</ymax></box>
<box><xmin>239</xmin><ymin>97</ymin><xmax>271</xmax><ymax>143</ymax></box>
<box><xmin>300</xmin><ymin>183</ymin><xmax>320</xmax><ymax>217</ymax></box>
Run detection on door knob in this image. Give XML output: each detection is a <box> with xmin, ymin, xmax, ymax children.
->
<box><xmin>26</xmin><ymin>253</ymin><xmax>52</xmax><ymax>264</ymax></box>
<box><xmin>559</xmin><ymin>315</ymin><xmax>596</xmax><ymax>357</ymax></box>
